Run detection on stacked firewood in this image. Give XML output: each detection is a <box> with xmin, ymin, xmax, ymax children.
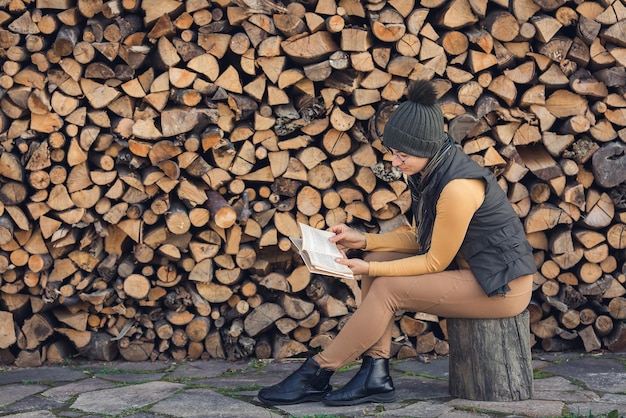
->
<box><xmin>0</xmin><ymin>0</ymin><xmax>624</xmax><ymax>366</ymax></box>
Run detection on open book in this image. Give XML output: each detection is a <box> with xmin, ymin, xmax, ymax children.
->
<box><xmin>290</xmin><ymin>223</ymin><xmax>354</xmax><ymax>279</ymax></box>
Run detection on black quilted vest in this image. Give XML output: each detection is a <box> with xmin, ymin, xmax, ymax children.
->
<box><xmin>417</xmin><ymin>145</ymin><xmax>537</xmax><ymax>296</ymax></box>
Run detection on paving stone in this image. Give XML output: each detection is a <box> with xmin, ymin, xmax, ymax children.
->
<box><xmin>0</xmin><ymin>393</ymin><xmax>65</xmax><ymax>414</ymax></box>
<box><xmin>380</xmin><ymin>400</ymin><xmax>455</xmax><ymax>417</ymax></box>
<box><xmin>167</xmin><ymin>360</ymin><xmax>249</xmax><ymax>380</ymax></box>
<box><xmin>533</xmin><ymin>375</ymin><xmax>579</xmax><ymax>391</ymax></box>
<box><xmin>565</xmin><ymin>402</ymin><xmax>626</xmax><ymax>415</ymax></box>
<box><xmin>150</xmin><ymin>388</ymin><xmax>282</xmax><ymax>417</ymax></box>
<box><xmin>531</xmin><ymin>359</ymin><xmax>551</xmax><ymax>369</ymax></box>
<box><xmin>392</xmin><ymin>375</ymin><xmax>451</xmax><ymax>400</ymax></box>
<box><xmin>0</xmin><ymin>367</ymin><xmax>87</xmax><ymax>384</ymax></box>
<box><xmin>77</xmin><ymin>416</ymin><xmax>115</xmax><ymax>418</ymax></box>
<box><xmin>70</xmin><ymin>416</ymin><xmax>113</xmax><ymax>418</ymax></box>
<box><xmin>601</xmin><ymin>393</ymin><xmax>626</xmax><ymax>404</ymax></box>
<box><xmin>254</xmin><ymin>359</ymin><xmax>305</xmax><ymax>376</ymax></box>
<box><xmin>231</xmin><ymin>389</ymin><xmax>260</xmax><ymax>398</ymax></box>
<box><xmin>542</xmin><ymin>357</ymin><xmax>626</xmax><ymax>393</ymax></box>
<box><xmin>93</xmin><ymin>371</ymin><xmax>166</xmax><ymax>383</ymax></box>
<box><xmin>199</xmin><ymin>374</ymin><xmax>266</xmax><ymax>390</ymax></box>
<box><xmin>40</xmin><ymin>378</ymin><xmax>119</xmax><ymax>402</ymax></box>
<box><xmin>2</xmin><ymin>411</ymin><xmax>56</xmax><ymax>418</ymax></box>
<box><xmin>277</xmin><ymin>400</ymin><xmax>404</xmax><ymax>417</ymax></box>
<box><xmin>437</xmin><ymin>411</ymin><xmax>493</xmax><ymax>418</ymax></box>
<box><xmin>78</xmin><ymin>361</ymin><xmax>173</xmax><ymax>373</ymax></box>
<box><xmin>0</xmin><ymin>384</ymin><xmax>48</xmax><ymax>408</ymax></box>
<box><xmin>533</xmin><ymin>376</ymin><xmax>600</xmax><ymax>402</ymax></box>
<box><xmin>394</xmin><ymin>358</ymin><xmax>450</xmax><ymax>379</ymax></box>
<box><xmin>71</xmin><ymin>381</ymin><xmax>184</xmax><ymax>415</ymax></box>
<box><xmin>447</xmin><ymin>399</ymin><xmax>565</xmax><ymax>418</ymax></box>
<box><xmin>198</xmin><ymin>360</ymin><xmax>300</xmax><ymax>390</ymax></box>
<box><xmin>536</xmin><ymin>352</ymin><xmax>588</xmax><ymax>361</ymax></box>
<box><xmin>533</xmin><ymin>389</ymin><xmax>600</xmax><ymax>403</ymax></box>
<box><xmin>56</xmin><ymin>411</ymin><xmax>85</xmax><ymax>417</ymax></box>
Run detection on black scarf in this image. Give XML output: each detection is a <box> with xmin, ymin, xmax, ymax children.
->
<box><xmin>407</xmin><ymin>134</ymin><xmax>454</xmax><ymax>254</ymax></box>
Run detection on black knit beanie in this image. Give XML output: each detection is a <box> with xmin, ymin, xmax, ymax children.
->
<box><xmin>383</xmin><ymin>80</ymin><xmax>445</xmax><ymax>158</ymax></box>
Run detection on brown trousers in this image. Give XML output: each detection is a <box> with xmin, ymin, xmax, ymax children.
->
<box><xmin>314</xmin><ymin>251</ymin><xmax>533</xmax><ymax>370</ymax></box>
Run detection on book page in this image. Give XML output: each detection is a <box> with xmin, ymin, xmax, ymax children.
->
<box><xmin>298</xmin><ymin>223</ymin><xmax>353</xmax><ymax>278</ymax></box>
<box><xmin>299</xmin><ymin>223</ymin><xmax>343</xmax><ymax>257</ymax></box>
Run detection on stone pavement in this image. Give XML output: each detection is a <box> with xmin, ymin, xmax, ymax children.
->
<box><xmin>0</xmin><ymin>351</ymin><xmax>625</xmax><ymax>417</ymax></box>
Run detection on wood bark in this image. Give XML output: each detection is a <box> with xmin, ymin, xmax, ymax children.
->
<box><xmin>448</xmin><ymin>311</ymin><xmax>533</xmax><ymax>401</ymax></box>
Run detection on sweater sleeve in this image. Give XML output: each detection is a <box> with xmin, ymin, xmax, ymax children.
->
<box><xmin>368</xmin><ymin>178</ymin><xmax>485</xmax><ymax>277</ymax></box>
<box><xmin>364</xmin><ymin>230</ymin><xmax>421</xmax><ymax>253</ymax></box>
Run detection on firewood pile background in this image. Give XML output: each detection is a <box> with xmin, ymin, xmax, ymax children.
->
<box><xmin>0</xmin><ymin>0</ymin><xmax>625</xmax><ymax>366</ymax></box>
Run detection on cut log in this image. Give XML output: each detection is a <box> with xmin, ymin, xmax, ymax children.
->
<box><xmin>448</xmin><ymin>311</ymin><xmax>533</xmax><ymax>401</ymax></box>
<box><xmin>591</xmin><ymin>142</ymin><xmax>626</xmax><ymax>188</ymax></box>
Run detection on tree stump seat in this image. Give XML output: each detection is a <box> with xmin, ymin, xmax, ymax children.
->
<box><xmin>447</xmin><ymin>310</ymin><xmax>533</xmax><ymax>401</ymax></box>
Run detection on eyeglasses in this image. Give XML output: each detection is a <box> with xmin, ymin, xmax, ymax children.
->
<box><xmin>382</xmin><ymin>145</ymin><xmax>410</xmax><ymax>165</ymax></box>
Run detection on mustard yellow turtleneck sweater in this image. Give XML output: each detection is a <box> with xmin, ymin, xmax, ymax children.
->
<box><xmin>365</xmin><ymin>178</ymin><xmax>486</xmax><ymax>277</ymax></box>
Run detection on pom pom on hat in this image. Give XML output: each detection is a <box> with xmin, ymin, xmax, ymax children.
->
<box><xmin>383</xmin><ymin>80</ymin><xmax>445</xmax><ymax>158</ymax></box>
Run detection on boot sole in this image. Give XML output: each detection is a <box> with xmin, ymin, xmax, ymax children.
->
<box><xmin>322</xmin><ymin>391</ymin><xmax>396</xmax><ymax>406</ymax></box>
<box><xmin>257</xmin><ymin>393</ymin><xmax>326</xmax><ymax>406</ymax></box>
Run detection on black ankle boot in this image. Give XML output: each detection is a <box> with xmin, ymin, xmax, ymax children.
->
<box><xmin>322</xmin><ymin>356</ymin><xmax>395</xmax><ymax>406</ymax></box>
<box><xmin>257</xmin><ymin>357</ymin><xmax>334</xmax><ymax>406</ymax></box>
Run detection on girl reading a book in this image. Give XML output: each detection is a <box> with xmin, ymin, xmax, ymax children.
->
<box><xmin>257</xmin><ymin>79</ymin><xmax>536</xmax><ymax>407</ymax></box>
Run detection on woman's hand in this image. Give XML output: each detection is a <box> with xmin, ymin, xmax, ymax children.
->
<box><xmin>327</xmin><ymin>224</ymin><xmax>367</xmax><ymax>250</ymax></box>
<box><xmin>327</xmin><ymin>224</ymin><xmax>369</xmax><ymax>276</ymax></box>
<box><xmin>334</xmin><ymin>254</ymin><xmax>370</xmax><ymax>276</ymax></box>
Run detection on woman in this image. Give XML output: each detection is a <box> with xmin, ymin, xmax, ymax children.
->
<box><xmin>257</xmin><ymin>79</ymin><xmax>536</xmax><ymax>407</ymax></box>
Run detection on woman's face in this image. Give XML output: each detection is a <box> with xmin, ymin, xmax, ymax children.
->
<box><xmin>388</xmin><ymin>148</ymin><xmax>430</xmax><ymax>175</ymax></box>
